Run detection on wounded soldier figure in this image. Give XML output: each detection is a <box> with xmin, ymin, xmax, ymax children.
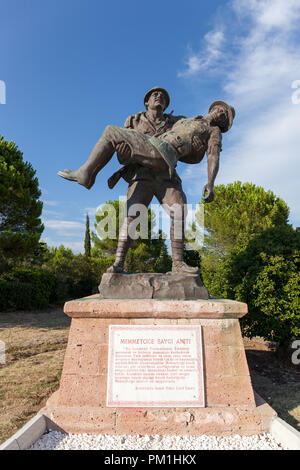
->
<box><xmin>58</xmin><ymin>92</ymin><xmax>235</xmax><ymax>274</ymax></box>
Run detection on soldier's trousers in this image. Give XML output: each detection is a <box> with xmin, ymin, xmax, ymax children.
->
<box><xmin>102</xmin><ymin>125</ymin><xmax>176</xmax><ymax>174</ymax></box>
<box><xmin>119</xmin><ymin>177</ymin><xmax>187</xmax><ymax>243</ymax></box>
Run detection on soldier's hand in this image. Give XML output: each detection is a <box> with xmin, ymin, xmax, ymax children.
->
<box><xmin>202</xmin><ymin>184</ymin><xmax>215</xmax><ymax>203</ymax></box>
<box><xmin>116</xmin><ymin>142</ymin><xmax>131</xmax><ymax>162</ymax></box>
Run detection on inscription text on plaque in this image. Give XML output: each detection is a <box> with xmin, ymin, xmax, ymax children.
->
<box><xmin>107</xmin><ymin>325</ymin><xmax>205</xmax><ymax>407</ymax></box>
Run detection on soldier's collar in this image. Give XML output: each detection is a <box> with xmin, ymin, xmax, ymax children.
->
<box><xmin>143</xmin><ymin>111</ymin><xmax>167</xmax><ymax>122</ymax></box>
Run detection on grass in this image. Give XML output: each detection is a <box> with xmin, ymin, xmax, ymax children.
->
<box><xmin>0</xmin><ymin>308</ymin><xmax>70</xmax><ymax>444</ymax></box>
<box><xmin>0</xmin><ymin>309</ymin><xmax>299</xmax><ymax>445</ymax></box>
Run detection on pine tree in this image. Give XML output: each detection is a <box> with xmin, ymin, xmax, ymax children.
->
<box><xmin>0</xmin><ymin>136</ymin><xmax>43</xmax><ymax>263</ymax></box>
<box><xmin>196</xmin><ymin>181</ymin><xmax>299</xmax><ymax>347</ymax></box>
<box><xmin>201</xmin><ymin>181</ymin><xmax>289</xmax><ymax>261</ymax></box>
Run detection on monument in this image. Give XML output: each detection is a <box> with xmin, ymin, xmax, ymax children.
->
<box><xmin>44</xmin><ymin>88</ymin><xmax>276</xmax><ymax>435</ymax></box>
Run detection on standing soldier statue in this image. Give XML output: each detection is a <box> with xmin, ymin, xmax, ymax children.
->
<box><xmin>58</xmin><ymin>87</ymin><xmax>235</xmax><ymax>275</ymax></box>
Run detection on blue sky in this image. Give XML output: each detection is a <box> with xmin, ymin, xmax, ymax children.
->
<box><xmin>1</xmin><ymin>0</ymin><xmax>300</xmax><ymax>252</ymax></box>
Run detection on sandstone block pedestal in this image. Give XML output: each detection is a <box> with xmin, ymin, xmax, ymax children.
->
<box><xmin>44</xmin><ymin>295</ymin><xmax>276</xmax><ymax>436</ymax></box>
<box><xmin>99</xmin><ymin>272</ymin><xmax>209</xmax><ymax>300</ymax></box>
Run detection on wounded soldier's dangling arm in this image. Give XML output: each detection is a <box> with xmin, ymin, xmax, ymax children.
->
<box><xmin>202</xmin><ymin>127</ymin><xmax>222</xmax><ymax>203</ymax></box>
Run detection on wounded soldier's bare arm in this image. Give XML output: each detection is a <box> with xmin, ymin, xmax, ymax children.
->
<box><xmin>203</xmin><ymin>127</ymin><xmax>222</xmax><ymax>202</ymax></box>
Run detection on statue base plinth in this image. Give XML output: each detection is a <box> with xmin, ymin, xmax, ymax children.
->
<box><xmin>44</xmin><ymin>295</ymin><xmax>276</xmax><ymax>436</ymax></box>
<box><xmin>99</xmin><ymin>272</ymin><xmax>209</xmax><ymax>300</ymax></box>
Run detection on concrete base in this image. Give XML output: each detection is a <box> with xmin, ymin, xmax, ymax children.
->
<box><xmin>44</xmin><ymin>295</ymin><xmax>276</xmax><ymax>436</ymax></box>
<box><xmin>45</xmin><ymin>391</ymin><xmax>275</xmax><ymax>436</ymax></box>
<box><xmin>6</xmin><ymin>401</ymin><xmax>299</xmax><ymax>449</ymax></box>
<box><xmin>270</xmin><ymin>416</ymin><xmax>300</xmax><ymax>450</ymax></box>
<box><xmin>0</xmin><ymin>414</ymin><xmax>47</xmax><ymax>450</ymax></box>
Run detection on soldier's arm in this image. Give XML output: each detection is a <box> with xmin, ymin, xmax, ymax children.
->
<box><xmin>115</xmin><ymin>114</ymin><xmax>140</xmax><ymax>160</ymax></box>
<box><xmin>124</xmin><ymin>114</ymin><xmax>135</xmax><ymax>129</ymax></box>
<box><xmin>203</xmin><ymin>127</ymin><xmax>222</xmax><ymax>203</ymax></box>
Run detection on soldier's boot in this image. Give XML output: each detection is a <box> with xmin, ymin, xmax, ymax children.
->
<box><xmin>106</xmin><ymin>217</ymin><xmax>133</xmax><ymax>273</ymax></box>
<box><xmin>106</xmin><ymin>239</ymin><xmax>131</xmax><ymax>273</ymax></box>
<box><xmin>169</xmin><ymin>211</ymin><xmax>200</xmax><ymax>275</ymax></box>
<box><xmin>58</xmin><ymin>138</ymin><xmax>114</xmax><ymax>190</ymax></box>
<box><xmin>171</xmin><ymin>239</ymin><xmax>200</xmax><ymax>275</ymax></box>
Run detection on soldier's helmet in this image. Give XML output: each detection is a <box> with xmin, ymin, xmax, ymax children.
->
<box><xmin>209</xmin><ymin>101</ymin><xmax>236</xmax><ymax>133</ymax></box>
<box><xmin>144</xmin><ymin>87</ymin><xmax>170</xmax><ymax>111</ymax></box>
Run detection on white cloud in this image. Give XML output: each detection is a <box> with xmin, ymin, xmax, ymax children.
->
<box><xmin>232</xmin><ymin>0</ymin><xmax>300</xmax><ymax>31</ymax></box>
<box><xmin>82</xmin><ymin>206</ymin><xmax>99</xmax><ymax>218</ymax></box>
<box><xmin>178</xmin><ymin>28</ymin><xmax>225</xmax><ymax>77</ymax></box>
<box><xmin>179</xmin><ymin>0</ymin><xmax>300</xmax><ymax>226</ymax></box>
<box><xmin>205</xmin><ymin>30</ymin><xmax>224</xmax><ymax>56</ymax></box>
<box><xmin>181</xmin><ymin>55</ymin><xmax>203</xmax><ymax>76</ymax></box>
<box><xmin>218</xmin><ymin>102</ymin><xmax>300</xmax><ymax>222</ymax></box>
<box><xmin>43</xmin><ymin>200</ymin><xmax>61</xmax><ymax>207</ymax></box>
<box><xmin>225</xmin><ymin>0</ymin><xmax>300</xmax><ymax>110</ymax></box>
<box><xmin>43</xmin><ymin>209</ymin><xmax>63</xmax><ymax>218</ymax></box>
<box><xmin>43</xmin><ymin>219</ymin><xmax>85</xmax><ymax>237</ymax></box>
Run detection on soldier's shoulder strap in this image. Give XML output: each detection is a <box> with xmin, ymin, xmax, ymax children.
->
<box><xmin>165</xmin><ymin>113</ymin><xmax>187</xmax><ymax>124</ymax></box>
<box><xmin>124</xmin><ymin>111</ymin><xmax>145</xmax><ymax>128</ymax></box>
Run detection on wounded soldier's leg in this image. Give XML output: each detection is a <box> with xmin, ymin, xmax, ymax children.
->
<box><xmin>58</xmin><ymin>125</ymin><xmax>168</xmax><ymax>189</ymax></box>
<box><xmin>106</xmin><ymin>126</ymin><xmax>169</xmax><ymax>171</ymax></box>
<box><xmin>58</xmin><ymin>132</ymin><xmax>116</xmax><ymax>189</ymax></box>
<box><xmin>57</xmin><ymin>125</ymin><xmax>134</xmax><ymax>189</ymax></box>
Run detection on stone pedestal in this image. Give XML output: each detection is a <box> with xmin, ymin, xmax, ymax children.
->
<box><xmin>44</xmin><ymin>295</ymin><xmax>276</xmax><ymax>436</ymax></box>
<box><xmin>99</xmin><ymin>273</ymin><xmax>209</xmax><ymax>300</ymax></box>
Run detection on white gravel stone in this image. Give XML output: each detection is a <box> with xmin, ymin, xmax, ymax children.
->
<box><xmin>29</xmin><ymin>431</ymin><xmax>287</xmax><ymax>450</ymax></box>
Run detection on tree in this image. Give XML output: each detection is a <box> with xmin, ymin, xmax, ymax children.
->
<box><xmin>92</xmin><ymin>199</ymin><xmax>171</xmax><ymax>272</ymax></box>
<box><xmin>196</xmin><ymin>181</ymin><xmax>299</xmax><ymax>348</ymax></box>
<box><xmin>154</xmin><ymin>242</ymin><xmax>172</xmax><ymax>273</ymax></box>
<box><xmin>19</xmin><ymin>241</ymin><xmax>51</xmax><ymax>268</ymax></box>
<box><xmin>0</xmin><ymin>137</ymin><xmax>43</xmax><ymax>265</ymax></box>
<box><xmin>224</xmin><ymin>225</ymin><xmax>300</xmax><ymax>347</ymax></box>
<box><xmin>202</xmin><ymin>181</ymin><xmax>289</xmax><ymax>258</ymax></box>
<box><xmin>124</xmin><ymin>234</ymin><xmax>172</xmax><ymax>273</ymax></box>
<box><xmin>92</xmin><ymin>200</ymin><xmax>125</xmax><ymax>257</ymax></box>
<box><xmin>46</xmin><ymin>245</ymin><xmax>113</xmax><ymax>300</ymax></box>
<box><xmin>199</xmin><ymin>181</ymin><xmax>290</xmax><ymax>287</ymax></box>
<box><xmin>84</xmin><ymin>214</ymin><xmax>91</xmax><ymax>257</ymax></box>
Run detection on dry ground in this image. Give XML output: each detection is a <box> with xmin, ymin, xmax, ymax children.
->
<box><xmin>0</xmin><ymin>308</ymin><xmax>71</xmax><ymax>444</ymax></box>
<box><xmin>244</xmin><ymin>337</ymin><xmax>300</xmax><ymax>432</ymax></box>
<box><xmin>0</xmin><ymin>308</ymin><xmax>299</xmax><ymax>445</ymax></box>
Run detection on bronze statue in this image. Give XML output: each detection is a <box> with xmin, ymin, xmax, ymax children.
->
<box><xmin>58</xmin><ymin>87</ymin><xmax>235</xmax><ymax>275</ymax></box>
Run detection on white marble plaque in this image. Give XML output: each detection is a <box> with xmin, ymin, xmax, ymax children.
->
<box><xmin>107</xmin><ymin>325</ymin><xmax>205</xmax><ymax>407</ymax></box>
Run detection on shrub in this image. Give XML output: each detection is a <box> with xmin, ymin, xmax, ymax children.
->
<box><xmin>0</xmin><ymin>280</ymin><xmax>34</xmax><ymax>311</ymax></box>
<box><xmin>46</xmin><ymin>246</ymin><xmax>114</xmax><ymax>301</ymax></box>
<box><xmin>203</xmin><ymin>225</ymin><xmax>300</xmax><ymax>347</ymax></box>
<box><xmin>0</xmin><ymin>267</ymin><xmax>55</xmax><ymax>310</ymax></box>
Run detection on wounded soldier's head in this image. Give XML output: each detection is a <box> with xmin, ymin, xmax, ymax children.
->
<box><xmin>208</xmin><ymin>101</ymin><xmax>235</xmax><ymax>132</ymax></box>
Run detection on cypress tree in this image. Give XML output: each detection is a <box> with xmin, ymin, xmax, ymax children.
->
<box><xmin>84</xmin><ymin>214</ymin><xmax>91</xmax><ymax>257</ymax></box>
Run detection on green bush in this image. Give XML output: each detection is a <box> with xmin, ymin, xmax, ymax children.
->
<box><xmin>203</xmin><ymin>225</ymin><xmax>300</xmax><ymax>347</ymax></box>
<box><xmin>0</xmin><ymin>280</ymin><xmax>34</xmax><ymax>311</ymax></box>
<box><xmin>0</xmin><ymin>267</ymin><xmax>55</xmax><ymax>310</ymax></box>
<box><xmin>199</xmin><ymin>182</ymin><xmax>300</xmax><ymax>348</ymax></box>
<box><xmin>46</xmin><ymin>246</ymin><xmax>114</xmax><ymax>301</ymax></box>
